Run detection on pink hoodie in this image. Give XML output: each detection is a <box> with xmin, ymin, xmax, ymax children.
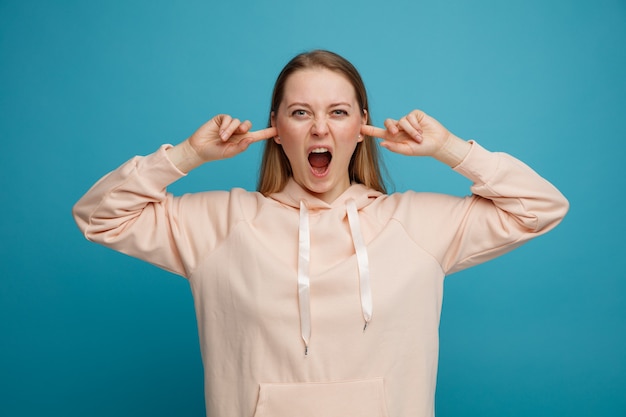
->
<box><xmin>73</xmin><ymin>141</ymin><xmax>568</xmax><ymax>417</ymax></box>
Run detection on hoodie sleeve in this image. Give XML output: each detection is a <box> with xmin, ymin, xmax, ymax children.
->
<box><xmin>72</xmin><ymin>145</ymin><xmax>238</xmax><ymax>278</ymax></box>
<box><xmin>394</xmin><ymin>141</ymin><xmax>569</xmax><ymax>275</ymax></box>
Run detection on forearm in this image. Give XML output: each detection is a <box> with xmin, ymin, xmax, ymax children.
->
<box><xmin>72</xmin><ymin>146</ymin><xmax>192</xmax><ymax>275</ymax></box>
<box><xmin>73</xmin><ymin>146</ymin><xmax>185</xmax><ymax>236</ymax></box>
<box><xmin>454</xmin><ymin>141</ymin><xmax>569</xmax><ymax>233</ymax></box>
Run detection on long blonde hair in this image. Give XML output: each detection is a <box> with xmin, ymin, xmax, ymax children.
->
<box><xmin>257</xmin><ymin>50</ymin><xmax>387</xmax><ymax>195</ymax></box>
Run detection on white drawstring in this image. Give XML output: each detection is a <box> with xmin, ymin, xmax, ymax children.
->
<box><xmin>298</xmin><ymin>201</ymin><xmax>311</xmax><ymax>355</ymax></box>
<box><xmin>296</xmin><ymin>199</ymin><xmax>373</xmax><ymax>355</ymax></box>
<box><xmin>346</xmin><ymin>199</ymin><xmax>373</xmax><ymax>331</ymax></box>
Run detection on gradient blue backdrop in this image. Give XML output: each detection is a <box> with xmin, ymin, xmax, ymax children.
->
<box><xmin>1</xmin><ymin>0</ymin><xmax>624</xmax><ymax>416</ymax></box>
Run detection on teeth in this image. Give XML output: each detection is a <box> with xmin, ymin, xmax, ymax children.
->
<box><xmin>310</xmin><ymin>148</ymin><xmax>329</xmax><ymax>153</ymax></box>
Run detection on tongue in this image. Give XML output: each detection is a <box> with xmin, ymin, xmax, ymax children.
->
<box><xmin>309</xmin><ymin>152</ymin><xmax>331</xmax><ymax>168</ymax></box>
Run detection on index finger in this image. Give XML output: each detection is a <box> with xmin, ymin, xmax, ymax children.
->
<box><xmin>360</xmin><ymin>124</ymin><xmax>388</xmax><ymax>139</ymax></box>
<box><xmin>247</xmin><ymin>126</ymin><xmax>278</xmax><ymax>142</ymax></box>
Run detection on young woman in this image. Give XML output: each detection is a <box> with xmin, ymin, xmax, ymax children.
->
<box><xmin>73</xmin><ymin>50</ymin><xmax>568</xmax><ymax>417</ymax></box>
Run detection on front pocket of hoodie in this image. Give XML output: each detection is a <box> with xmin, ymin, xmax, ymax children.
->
<box><xmin>253</xmin><ymin>378</ymin><xmax>390</xmax><ymax>417</ymax></box>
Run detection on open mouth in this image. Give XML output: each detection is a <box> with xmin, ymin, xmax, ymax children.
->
<box><xmin>308</xmin><ymin>148</ymin><xmax>332</xmax><ymax>175</ymax></box>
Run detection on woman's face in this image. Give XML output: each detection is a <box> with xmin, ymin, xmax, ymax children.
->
<box><xmin>272</xmin><ymin>68</ymin><xmax>366</xmax><ymax>203</ymax></box>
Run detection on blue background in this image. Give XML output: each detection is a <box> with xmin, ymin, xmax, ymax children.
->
<box><xmin>1</xmin><ymin>0</ymin><xmax>625</xmax><ymax>416</ymax></box>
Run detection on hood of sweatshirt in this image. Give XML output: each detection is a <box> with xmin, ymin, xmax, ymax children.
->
<box><xmin>269</xmin><ymin>177</ymin><xmax>383</xmax><ymax>211</ymax></box>
<box><xmin>269</xmin><ymin>179</ymin><xmax>383</xmax><ymax>355</ymax></box>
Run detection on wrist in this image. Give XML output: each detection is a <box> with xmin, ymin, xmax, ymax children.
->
<box><xmin>433</xmin><ymin>134</ymin><xmax>472</xmax><ymax>168</ymax></box>
<box><xmin>166</xmin><ymin>140</ymin><xmax>205</xmax><ymax>173</ymax></box>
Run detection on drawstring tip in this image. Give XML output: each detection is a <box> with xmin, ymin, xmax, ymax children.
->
<box><xmin>304</xmin><ymin>345</ymin><xmax>309</xmax><ymax>356</ymax></box>
<box><xmin>363</xmin><ymin>322</ymin><xmax>369</xmax><ymax>332</ymax></box>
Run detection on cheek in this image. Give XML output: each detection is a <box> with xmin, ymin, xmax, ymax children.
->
<box><xmin>330</xmin><ymin>119</ymin><xmax>361</xmax><ymax>142</ymax></box>
<box><xmin>275</xmin><ymin>120</ymin><xmax>303</xmax><ymax>158</ymax></box>
<box><xmin>276</xmin><ymin>116</ymin><xmax>302</xmax><ymax>140</ymax></box>
<box><xmin>276</xmin><ymin>129</ymin><xmax>300</xmax><ymax>153</ymax></box>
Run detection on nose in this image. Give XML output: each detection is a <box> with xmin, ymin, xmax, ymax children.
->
<box><xmin>311</xmin><ymin>116</ymin><xmax>329</xmax><ymax>137</ymax></box>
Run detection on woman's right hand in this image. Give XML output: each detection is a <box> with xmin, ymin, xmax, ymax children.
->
<box><xmin>189</xmin><ymin>114</ymin><xmax>277</xmax><ymax>162</ymax></box>
<box><xmin>167</xmin><ymin>115</ymin><xmax>277</xmax><ymax>172</ymax></box>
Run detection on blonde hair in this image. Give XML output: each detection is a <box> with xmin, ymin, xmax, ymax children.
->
<box><xmin>257</xmin><ymin>50</ymin><xmax>387</xmax><ymax>195</ymax></box>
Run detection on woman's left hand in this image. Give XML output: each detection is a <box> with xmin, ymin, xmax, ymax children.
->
<box><xmin>360</xmin><ymin>109</ymin><xmax>471</xmax><ymax>166</ymax></box>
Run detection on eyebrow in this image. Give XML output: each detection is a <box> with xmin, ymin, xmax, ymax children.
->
<box><xmin>286</xmin><ymin>101</ymin><xmax>353</xmax><ymax>109</ymax></box>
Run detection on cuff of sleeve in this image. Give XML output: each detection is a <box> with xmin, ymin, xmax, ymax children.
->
<box><xmin>452</xmin><ymin>140</ymin><xmax>500</xmax><ymax>185</ymax></box>
<box><xmin>134</xmin><ymin>145</ymin><xmax>188</xmax><ymax>188</ymax></box>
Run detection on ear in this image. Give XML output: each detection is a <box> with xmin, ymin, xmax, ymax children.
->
<box><xmin>358</xmin><ymin>108</ymin><xmax>368</xmax><ymax>143</ymax></box>
<box><xmin>271</xmin><ymin>111</ymin><xmax>281</xmax><ymax>144</ymax></box>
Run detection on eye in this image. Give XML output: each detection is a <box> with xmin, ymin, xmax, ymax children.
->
<box><xmin>331</xmin><ymin>109</ymin><xmax>349</xmax><ymax>117</ymax></box>
<box><xmin>291</xmin><ymin>109</ymin><xmax>309</xmax><ymax>118</ymax></box>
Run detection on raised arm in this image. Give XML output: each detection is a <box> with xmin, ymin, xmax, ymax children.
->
<box><xmin>73</xmin><ymin>116</ymin><xmax>276</xmax><ymax>276</ymax></box>
<box><xmin>363</xmin><ymin>110</ymin><xmax>569</xmax><ymax>273</ymax></box>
